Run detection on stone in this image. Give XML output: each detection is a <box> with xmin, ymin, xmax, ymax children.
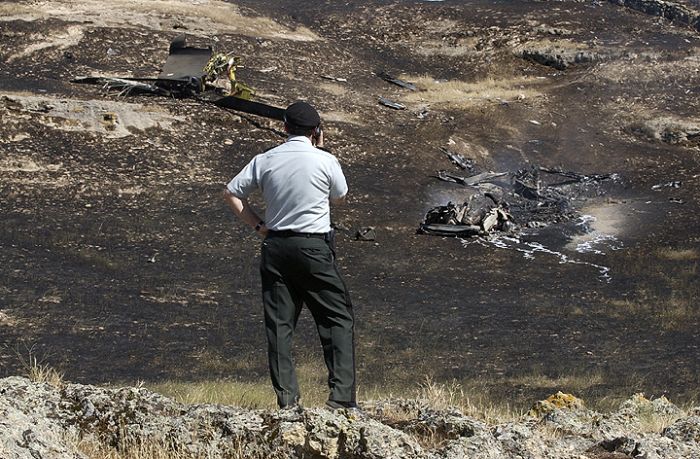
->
<box><xmin>1</xmin><ymin>378</ymin><xmax>700</xmax><ymax>459</ymax></box>
<box><xmin>663</xmin><ymin>415</ymin><xmax>700</xmax><ymax>443</ymax></box>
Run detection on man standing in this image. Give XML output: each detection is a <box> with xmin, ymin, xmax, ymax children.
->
<box><xmin>223</xmin><ymin>101</ymin><xmax>357</xmax><ymax>410</ymax></box>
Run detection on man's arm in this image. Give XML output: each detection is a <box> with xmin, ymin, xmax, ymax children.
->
<box><xmin>330</xmin><ymin>195</ymin><xmax>346</xmax><ymax>206</ymax></box>
<box><xmin>223</xmin><ymin>189</ymin><xmax>268</xmax><ymax>237</ymax></box>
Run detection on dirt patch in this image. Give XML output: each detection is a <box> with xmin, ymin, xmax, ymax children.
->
<box><xmin>7</xmin><ymin>25</ymin><xmax>84</xmax><ymax>63</ymax></box>
<box><xmin>0</xmin><ymin>93</ymin><xmax>185</xmax><ymax>138</ymax></box>
<box><xmin>398</xmin><ymin>76</ymin><xmax>543</xmax><ymax>108</ymax></box>
<box><xmin>0</xmin><ymin>0</ymin><xmax>319</xmax><ymax>41</ymax></box>
<box><xmin>414</xmin><ymin>38</ymin><xmax>480</xmax><ymax>57</ymax></box>
<box><xmin>0</xmin><ymin>310</ymin><xmax>18</xmax><ymax>327</ymax></box>
<box><xmin>322</xmin><ymin>110</ymin><xmax>366</xmax><ymax>126</ymax></box>
<box><xmin>566</xmin><ymin>203</ymin><xmax>627</xmax><ymax>254</ymax></box>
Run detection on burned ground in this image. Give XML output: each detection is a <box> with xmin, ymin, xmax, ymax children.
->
<box><xmin>1</xmin><ymin>0</ymin><xmax>699</xmax><ymax>407</ymax></box>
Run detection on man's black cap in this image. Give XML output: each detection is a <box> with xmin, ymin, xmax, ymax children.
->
<box><xmin>284</xmin><ymin>101</ymin><xmax>321</xmax><ymax>128</ymax></box>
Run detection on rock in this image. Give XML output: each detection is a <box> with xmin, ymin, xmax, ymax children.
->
<box><xmin>633</xmin><ymin>434</ymin><xmax>698</xmax><ymax>459</ymax></box>
<box><xmin>528</xmin><ymin>392</ymin><xmax>586</xmax><ymax>418</ymax></box>
<box><xmin>0</xmin><ymin>377</ymin><xmax>85</xmax><ymax>459</ymax></box>
<box><xmin>609</xmin><ymin>0</ymin><xmax>700</xmax><ymax>33</ymax></box>
<box><xmin>265</xmin><ymin>407</ymin><xmax>422</xmax><ymax>459</ymax></box>
<box><xmin>430</xmin><ymin>435</ymin><xmax>505</xmax><ymax>459</ymax></box>
<box><xmin>0</xmin><ymin>398</ymin><xmax>85</xmax><ymax>459</ymax></box>
<box><xmin>628</xmin><ymin>116</ymin><xmax>700</xmax><ymax>144</ymax></box>
<box><xmin>2</xmin><ymin>378</ymin><xmax>700</xmax><ymax>459</ymax></box>
<box><xmin>494</xmin><ymin>422</ymin><xmax>546</xmax><ymax>458</ymax></box>
<box><xmin>663</xmin><ymin>415</ymin><xmax>700</xmax><ymax>442</ymax></box>
<box><xmin>516</xmin><ymin>41</ymin><xmax>616</xmax><ymax>69</ymax></box>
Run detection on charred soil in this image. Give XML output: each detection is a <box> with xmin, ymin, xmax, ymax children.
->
<box><xmin>1</xmin><ymin>0</ymin><xmax>699</xmax><ymax>408</ymax></box>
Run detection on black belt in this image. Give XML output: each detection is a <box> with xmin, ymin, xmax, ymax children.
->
<box><xmin>267</xmin><ymin>230</ymin><xmax>327</xmax><ymax>240</ymax></box>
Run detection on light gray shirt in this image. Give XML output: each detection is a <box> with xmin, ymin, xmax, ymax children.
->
<box><xmin>226</xmin><ymin>136</ymin><xmax>348</xmax><ymax>233</ymax></box>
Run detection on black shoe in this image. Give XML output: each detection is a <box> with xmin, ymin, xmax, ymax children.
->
<box><xmin>325</xmin><ymin>400</ymin><xmax>360</xmax><ymax>410</ymax></box>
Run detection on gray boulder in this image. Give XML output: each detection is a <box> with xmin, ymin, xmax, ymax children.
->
<box><xmin>2</xmin><ymin>378</ymin><xmax>700</xmax><ymax>459</ymax></box>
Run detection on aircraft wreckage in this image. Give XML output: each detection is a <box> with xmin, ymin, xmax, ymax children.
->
<box><xmin>73</xmin><ymin>35</ymin><xmax>285</xmax><ymax>120</ymax></box>
<box><xmin>419</xmin><ymin>148</ymin><xmax>619</xmax><ymax>237</ymax></box>
<box><xmin>72</xmin><ymin>36</ymin><xmax>617</xmax><ymax>240</ymax></box>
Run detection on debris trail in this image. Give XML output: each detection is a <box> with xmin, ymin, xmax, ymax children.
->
<box><xmin>463</xmin><ymin>235</ymin><xmax>613</xmax><ymax>282</ymax></box>
<box><xmin>575</xmin><ymin>234</ymin><xmax>623</xmax><ymax>255</ymax></box>
<box><xmin>573</xmin><ymin>215</ymin><xmax>625</xmax><ymax>255</ymax></box>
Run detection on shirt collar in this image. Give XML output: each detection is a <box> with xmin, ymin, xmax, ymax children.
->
<box><xmin>286</xmin><ymin>135</ymin><xmax>312</xmax><ymax>144</ymax></box>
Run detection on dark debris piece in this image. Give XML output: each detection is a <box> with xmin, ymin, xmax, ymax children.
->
<box><xmin>538</xmin><ymin>166</ymin><xmax>619</xmax><ymax>185</ymax></box>
<box><xmin>72</xmin><ymin>77</ymin><xmax>171</xmax><ymax>97</ymax></box>
<box><xmin>157</xmin><ymin>34</ymin><xmax>212</xmax><ymax>94</ymax></box>
<box><xmin>422</xmin><ymin>165</ymin><xmax>619</xmax><ymax>237</ymax></box>
<box><xmin>419</xmin><ymin>197</ymin><xmax>513</xmax><ymax>237</ymax></box>
<box><xmin>440</xmin><ymin>147</ymin><xmax>474</xmax><ymax>171</ymax></box>
<box><xmin>355</xmin><ymin>227</ymin><xmax>376</xmax><ymax>241</ymax></box>
<box><xmin>72</xmin><ymin>35</ymin><xmax>286</xmax><ymax>121</ymax></box>
<box><xmin>652</xmin><ymin>181</ymin><xmax>682</xmax><ymax>190</ymax></box>
<box><xmin>433</xmin><ymin>170</ymin><xmax>508</xmax><ymax>187</ymax></box>
<box><xmin>378</xmin><ymin>97</ymin><xmax>406</xmax><ymax>110</ymax></box>
<box><xmin>378</xmin><ymin>72</ymin><xmax>417</xmax><ymax>91</ymax></box>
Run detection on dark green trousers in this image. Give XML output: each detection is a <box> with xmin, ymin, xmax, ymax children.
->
<box><xmin>260</xmin><ymin>234</ymin><xmax>356</xmax><ymax>407</ymax></box>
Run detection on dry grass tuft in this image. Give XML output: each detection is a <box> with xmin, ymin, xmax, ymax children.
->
<box><xmin>608</xmin><ymin>259</ymin><xmax>697</xmax><ymax>331</ymax></box>
<box><xmin>415</xmin><ymin>378</ymin><xmax>518</xmax><ymax>424</ymax></box>
<box><xmin>414</xmin><ymin>38</ymin><xmax>479</xmax><ymax>57</ymax></box>
<box><xmin>73</xmin><ymin>433</ymin><xmax>273</xmax><ymax>459</ymax></box>
<box><xmin>0</xmin><ymin>4</ymin><xmax>33</xmax><ymax>16</ymax></box>
<box><xmin>149</xmin><ymin>360</ymin><xmax>331</xmax><ymax>409</ymax></box>
<box><xmin>20</xmin><ymin>350</ymin><xmax>64</xmax><ymax>388</ymax></box>
<box><xmin>657</xmin><ymin>248</ymin><xmax>699</xmax><ymax>261</ymax></box>
<box><xmin>150</xmin><ymin>379</ymin><xmax>277</xmax><ymax>409</ymax></box>
<box><xmin>398</xmin><ymin>76</ymin><xmax>542</xmax><ymax>108</ymax></box>
<box><xmin>507</xmin><ymin>371</ymin><xmax>604</xmax><ymax>392</ymax></box>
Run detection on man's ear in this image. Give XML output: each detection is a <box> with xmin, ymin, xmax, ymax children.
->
<box><xmin>283</xmin><ymin>122</ymin><xmax>290</xmax><ymax>133</ymax></box>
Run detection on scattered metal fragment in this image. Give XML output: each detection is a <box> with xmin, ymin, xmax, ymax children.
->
<box><xmin>434</xmin><ymin>170</ymin><xmax>508</xmax><ymax>186</ymax></box>
<box><xmin>669</xmin><ymin>197</ymin><xmax>685</xmax><ymax>204</ymax></box>
<box><xmin>419</xmin><ymin>196</ymin><xmax>513</xmax><ymax>237</ymax></box>
<box><xmin>513</xmin><ymin>177</ymin><xmax>541</xmax><ymax>200</ymax></box>
<box><xmin>321</xmin><ymin>75</ymin><xmax>348</xmax><ymax>82</ymax></box>
<box><xmin>651</xmin><ymin>181</ymin><xmax>681</xmax><ymax>190</ymax></box>
<box><xmin>418</xmin><ymin>223</ymin><xmax>481</xmax><ymax>237</ymax></box>
<box><xmin>211</xmin><ymin>96</ymin><xmax>285</xmax><ymax>121</ymax></box>
<box><xmin>73</xmin><ymin>35</ymin><xmax>285</xmax><ymax>121</ymax></box>
<box><xmin>440</xmin><ymin>147</ymin><xmax>474</xmax><ymax>171</ymax></box>
<box><xmin>378</xmin><ymin>97</ymin><xmax>406</xmax><ymax>110</ymax></box>
<box><xmin>204</xmin><ymin>53</ymin><xmax>256</xmax><ymax>99</ymax></box>
<box><xmin>72</xmin><ymin>77</ymin><xmax>170</xmax><ymax>97</ymax></box>
<box><xmin>538</xmin><ymin>166</ymin><xmax>619</xmax><ymax>185</ymax></box>
<box><xmin>424</xmin><ymin>157</ymin><xmax>619</xmax><ymax>238</ymax></box>
<box><xmin>158</xmin><ymin>35</ymin><xmax>212</xmax><ymax>94</ymax></box>
<box><xmin>378</xmin><ymin>72</ymin><xmax>417</xmax><ymax>91</ymax></box>
<box><xmin>355</xmin><ymin>227</ymin><xmax>376</xmax><ymax>241</ymax></box>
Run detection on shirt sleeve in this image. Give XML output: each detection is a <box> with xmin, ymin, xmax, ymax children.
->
<box><xmin>226</xmin><ymin>158</ymin><xmax>258</xmax><ymax>198</ymax></box>
<box><xmin>329</xmin><ymin>158</ymin><xmax>348</xmax><ymax>199</ymax></box>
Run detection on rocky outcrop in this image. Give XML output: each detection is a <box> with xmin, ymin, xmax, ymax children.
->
<box><xmin>609</xmin><ymin>0</ymin><xmax>700</xmax><ymax>32</ymax></box>
<box><xmin>628</xmin><ymin>115</ymin><xmax>700</xmax><ymax>144</ymax></box>
<box><xmin>2</xmin><ymin>377</ymin><xmax>700</xmax><ymax>458</ymax></box>
<box><xmin>518</xmin><ymin>43</ymin><xmax>617</xmax><ymax>70</ymax></box>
